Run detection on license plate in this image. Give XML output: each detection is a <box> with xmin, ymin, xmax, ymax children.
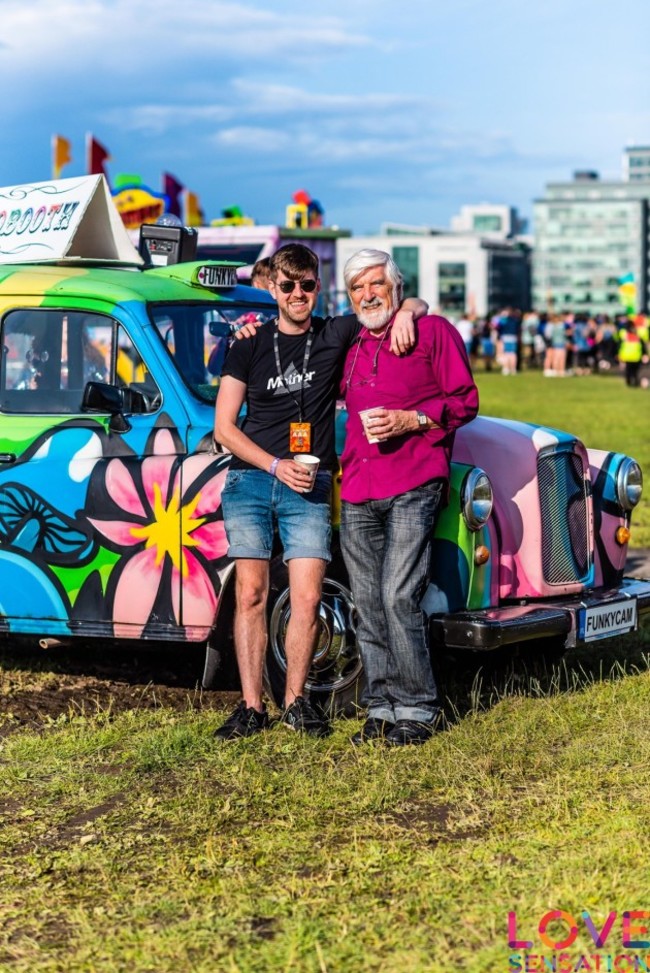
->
<box><xmin>578</xmin><ymin>598</ymin><xmax>637</xmax><ymax>642</ymax></box>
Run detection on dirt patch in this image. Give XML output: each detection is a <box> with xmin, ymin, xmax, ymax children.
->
<box><xmin>0</xmin><ymin>639</ymin><xmax>239</xmax><ymax>735</ymax></box>
<box><xmin>379</xmin><ymin>799</ymin><xmax>490</xmax><ymax>844</ymax></box>
<box><xmin>381</xmin><ymin>801</ymin><xmax>453</xmax><ymax>831</ymax></box>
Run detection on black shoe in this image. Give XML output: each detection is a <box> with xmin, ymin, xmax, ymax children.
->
<box><xmin>214</xmin><ymin>701</ymin><xmax>270</xmax><ymax>741</ymax></box>
<box><xmin>350</xmin><ymin>717</ymin><xmax>395</xmax><ymax>745</ymax></box>
<box><xmin>385</xmin><ymin>719</ymin><xmax>435</xmax><ymax>747</ymax></box>
<box><xmin>281</xmin><ymin>696</ymin><xmax>332</xmax><ymax>738</ymax></box>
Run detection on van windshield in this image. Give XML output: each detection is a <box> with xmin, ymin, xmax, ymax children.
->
<box><xmin>150</xmin><ymin>302</ymin><xmax>276</xmax><ymax>402</ymax></box>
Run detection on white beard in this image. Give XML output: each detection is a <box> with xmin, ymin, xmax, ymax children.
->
<box><xmin>356</xmin><ymin>303</ymin><xmax>394</xmax><ymax>331</ymax></box>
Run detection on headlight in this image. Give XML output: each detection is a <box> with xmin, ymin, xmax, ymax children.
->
<box><xmin>616</xmin><ymin>457</ymin><xmax>643</xmax><ymax>511</ymax></box>
<box><xmin>462</xmin><ymin>468</ymin><xmax>493</xmax><ymax>531</ymax></box>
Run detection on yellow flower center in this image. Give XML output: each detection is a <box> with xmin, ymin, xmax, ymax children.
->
<box><xmin>130</xmin><ymin>483</ymin><xmax>206</xmax><ymax>575</ymax></box>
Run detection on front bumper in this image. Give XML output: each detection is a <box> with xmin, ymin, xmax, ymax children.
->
<box><xmin>430</xmin><ymin>577</ymin><xmax>650</xmax><ymax>651</ymax></box>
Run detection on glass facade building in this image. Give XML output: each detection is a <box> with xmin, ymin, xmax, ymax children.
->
<box><xmin>336</xmin><ymin>234</ymin><xmax>530</xmax><ymax>317</ymax></box>
<box><xmin>533</xmin><ymin>172</ymin><xmax>650</xmax><ymax>316</ymax></box>
<box><xmin>624</xmin><ymin>146</ymin><xmax>650</xmax><ymax>183</ymax></box>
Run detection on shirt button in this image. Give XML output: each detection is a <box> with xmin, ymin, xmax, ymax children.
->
<box><xmin>370</xmin><ymin>382</ymin><xmax>375</xmax><ymax>387</ymax></box>
<box><xmin>362</xmin><ymin>458</ymin><xmax>368</xmax><ymax>463</ymax></box>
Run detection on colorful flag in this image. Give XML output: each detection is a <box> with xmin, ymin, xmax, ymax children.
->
<box><xmin>618</xmin><ymin>272</ymin><xmax>636</xmax><ymax>314</ymax></box>
<box><xmin>163</xmin><ymin>172</ymin><xmax>184</xmax><ymax>218</ymax></box>
<box><xmin>86</xmin><ymin>134</ymin><xmax>111</xmax><ymax>181</ymax></box>
<box><xmin>52</xmin><ymin>135</ymin><xmax>72</xmax><ymax>178</ymax></box>
<box><xmin>185</xmin><ymin>191</ymin><xmax>205</xmax><ymax>227</ymax></box>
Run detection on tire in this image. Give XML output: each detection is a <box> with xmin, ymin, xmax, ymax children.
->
<box><xmin>263</xmin><ymin>555</ymin><xmax>363</xmax><ymax>716</ymax></box>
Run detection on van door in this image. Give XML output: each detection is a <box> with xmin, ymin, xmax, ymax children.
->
<box><xmin>0</xmin><ymin>305</ymin><xmax>180</xmax><ymax>639</ymax></box>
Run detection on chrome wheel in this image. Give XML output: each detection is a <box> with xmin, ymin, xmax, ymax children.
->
<box><xmin>265</xmin><ymin>573</ymin><xmax>362</xmax><ymax>709</ymax></box>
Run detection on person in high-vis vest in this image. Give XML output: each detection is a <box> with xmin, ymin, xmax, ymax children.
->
<box><xmin>635</xmin><ymin>314</ymin><xmax>650</xmax><ymax>346</ymax></box>
<box><xmin>618</xmin><ymin>319</ymin><xmax>649</xmax><ymax>387</ymax></box>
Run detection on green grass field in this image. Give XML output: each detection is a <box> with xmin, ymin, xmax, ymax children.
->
<box><xmin>475</xmin><ymin>368</ymin><xmax>650</xmax><ymax>546</ymax></box>
<box><xmin>2</xmin><ymin>632</ymin><xmax>650</xmax><ymax>972</ymax></box>
<box><xmin>0</xmin><ymin>366</ymin><xmax>649</xmax><ymax>972</ymax></box>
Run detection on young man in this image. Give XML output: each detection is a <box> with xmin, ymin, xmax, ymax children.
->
<box><xmin>213</xmin><ymin>244</ymin><xmax>423</xmax><ymax>740</ymax></box>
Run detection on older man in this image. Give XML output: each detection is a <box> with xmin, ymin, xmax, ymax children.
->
<box><xmin>340</xmin><ymin>249</ymin><xmax>479</xmax><ymax>746</ymax></box>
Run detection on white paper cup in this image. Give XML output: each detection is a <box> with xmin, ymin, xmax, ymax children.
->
<box><xmin>293</xmin><ymin>453</ymin><xmax>320</xmax><ymax>491</ymax></box>
<box><xmin>359</xmin><ymin>407</ymin><xmax>383</xmax><ymax>444</ymax></box>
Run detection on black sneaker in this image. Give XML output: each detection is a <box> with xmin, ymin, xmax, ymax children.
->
<box><xmin>350</xmin><ymin>717</ymin><xmax>395</xmax><ymax>745</ymax></box>
<box><xmin>214</xmin><ymin>701</ymin><xmax>270</xmax><ymax>741</ymax></box>
<box><xmin>385</xmin><ymin>719</ymin><xmax>436</xmax><ymax>747</ymax></box>
<box><xmin>280</xmin><ymin>696</ymin><xmax>332</xmax><ymax>738</ymax></box>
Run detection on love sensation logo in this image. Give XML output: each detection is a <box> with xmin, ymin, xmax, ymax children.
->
<box><xmin>508</xmin><ymin>910</ymin><xmax>650</xmax><ymax>972</ymax></box>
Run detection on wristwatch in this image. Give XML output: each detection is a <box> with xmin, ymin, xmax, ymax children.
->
<box><xmin>416</xmin><ymin>411</ymin><xmax>428</xmax><ymax>428</ymax></box>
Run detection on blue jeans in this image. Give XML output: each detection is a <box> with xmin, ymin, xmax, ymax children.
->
<box><xmin>221</xmin><ymin>469</ymin><xmax>332</xmax><ymax>561</ymax></box>
<box><xmin>341</xmin><ymin>482</ymin><xmax>444</xmax><ymax>724</ymax></box>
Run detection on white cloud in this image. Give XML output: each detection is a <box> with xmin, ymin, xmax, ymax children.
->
<box><xmin>97</xmin><ymin>79</ymin><xmax>433</xmax><ymax>143</ymax></box>
<box><xmin>0</xmin><ymin>0</ymin><xmax>373</xmax><ymax>84</ymax></box>
<box><xmin>210</xmin><ymin>113</ymin><xmax>523</xmax><ymax>171</ymax></box>
<box><xmin>102</xmin><ymin>104</ymin><xmax>235</xmax><ymax>137</ymax></box>
<box><xmin>230</xmin><ymin>80</ymin><xmax>423</xmax><ymax>115</ymax></box>
<box><xmin>214</xmin><ymin>127</ymin><xmax>291</xmax><ymax>153</ymax></box>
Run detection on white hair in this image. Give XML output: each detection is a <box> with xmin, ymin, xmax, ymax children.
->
<box><xmin>343</xmin><ymin>249</ymin><xmax>403</xmax><ymax>301</ymax></box>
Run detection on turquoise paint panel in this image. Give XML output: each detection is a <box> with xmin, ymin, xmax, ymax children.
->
<box><xmin>0</xmin><ymin>551</ymin><xmax>69</xmax><ymax>625</ymax></box>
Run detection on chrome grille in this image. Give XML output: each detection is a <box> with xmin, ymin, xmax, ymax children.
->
<box><xmin>538</xmin><ymin>449</ymin><xmax>590</xmax><ymax>584</ymax></box>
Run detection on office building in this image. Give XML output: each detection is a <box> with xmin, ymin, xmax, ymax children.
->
<box><xmin>624</xmin><ymin>144</ymin><xmax>650</xmax><ymax>183</ymax></box>
<box><xmin>533</xmin><ymin>154</ymin><xmax>650</xmax><ymax>316</ymax></box>
<box><xmin>450</xmin><ymin>203</ymin><xmax>526</xmax><ymax>240</ymax></box>
<box><xmin>336</xmin><ymin>232</ymin><xmax>530</xmax><ymax>317</ymax></box>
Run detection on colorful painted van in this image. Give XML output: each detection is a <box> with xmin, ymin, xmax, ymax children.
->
<box><xmin>0</xmin><ymin>176</ymin><xmax>648</xmax><ymax>712</ymax></box>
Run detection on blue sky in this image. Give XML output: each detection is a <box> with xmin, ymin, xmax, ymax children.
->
<box><xmin>0</xmin><ymin>0</ymin><xmax>648</xmax><ymax>233</ymax></box>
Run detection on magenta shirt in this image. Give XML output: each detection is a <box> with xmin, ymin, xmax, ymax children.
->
<box><xmin>339</xmin><ymin>314</ymin><xmax>479</xmax><ymax>502</ymax></box>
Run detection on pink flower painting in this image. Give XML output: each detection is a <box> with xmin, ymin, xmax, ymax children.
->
<box><xmin>88</xmin><ymin>429</ymin><xmax>228</xmax><ymax>637</ymax></box>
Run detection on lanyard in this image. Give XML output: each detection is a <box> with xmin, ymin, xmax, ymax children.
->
<box><xmin>273</xmin><ymin>323</ymin><xmax>314</xmax><ymax>422</ymax></box>
<box><xmin>344</xmin><ymin>326</ymin><xmax>389</xmax><ymax>389</ymax></box>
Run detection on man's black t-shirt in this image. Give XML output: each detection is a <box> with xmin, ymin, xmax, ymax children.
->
<box><xmin>221</xmin><ymin>315</ymin><xmax>360</xmax><ymax>471</ymax></box>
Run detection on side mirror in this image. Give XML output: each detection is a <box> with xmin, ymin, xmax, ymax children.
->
<box><xmin>208</xmin><ymin>321</ymin><xmax>233</xmax><ymax>339</ymax></box>
<box><xmin>82</xmin><ymin>381</ymin><xmax>149</xmax><ymax>433</ymax></box>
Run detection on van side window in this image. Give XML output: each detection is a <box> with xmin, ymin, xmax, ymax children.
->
<box><xmin>115</xmin><ymin>326</ymin><xmax>161</xmax><ymax>410</ymax></box>
<box><xmin>0</xmin><ymin>310</ymin><xmax>160</xmax><ymax>414</ymax></box>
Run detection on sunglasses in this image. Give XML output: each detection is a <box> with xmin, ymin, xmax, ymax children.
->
<box><xmin>276</xmin><ymin>278</ymin><xmax>318</xmax><ymax>294</ymax></box>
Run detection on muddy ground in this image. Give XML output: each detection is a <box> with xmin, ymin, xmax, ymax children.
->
<box><xmin>0</xmin><ymin>637</ymin><xmax>239</xmax><ymax>736</ymax></box>
<box><xmin>2</xmin><ymin>549</ymin><xmax>648</xmax><ymax>736</ymax></box>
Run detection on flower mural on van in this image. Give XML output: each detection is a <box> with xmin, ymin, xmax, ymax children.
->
<box><xmin>87</xmin><ymin>428</ymin><xmax>229</xmax><ymax>637</ymax></box>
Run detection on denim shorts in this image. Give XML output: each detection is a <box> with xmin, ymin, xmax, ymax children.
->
<box><xmin>221</xmin><ymin>468</ymin><xmax>332</xmax><ymax>562</ymax></box>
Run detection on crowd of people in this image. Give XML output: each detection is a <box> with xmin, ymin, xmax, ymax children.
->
<box><xmin>451</xmin><ymin>308</ymin><xmax>650</xmax><ymax>387</ymax></box>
